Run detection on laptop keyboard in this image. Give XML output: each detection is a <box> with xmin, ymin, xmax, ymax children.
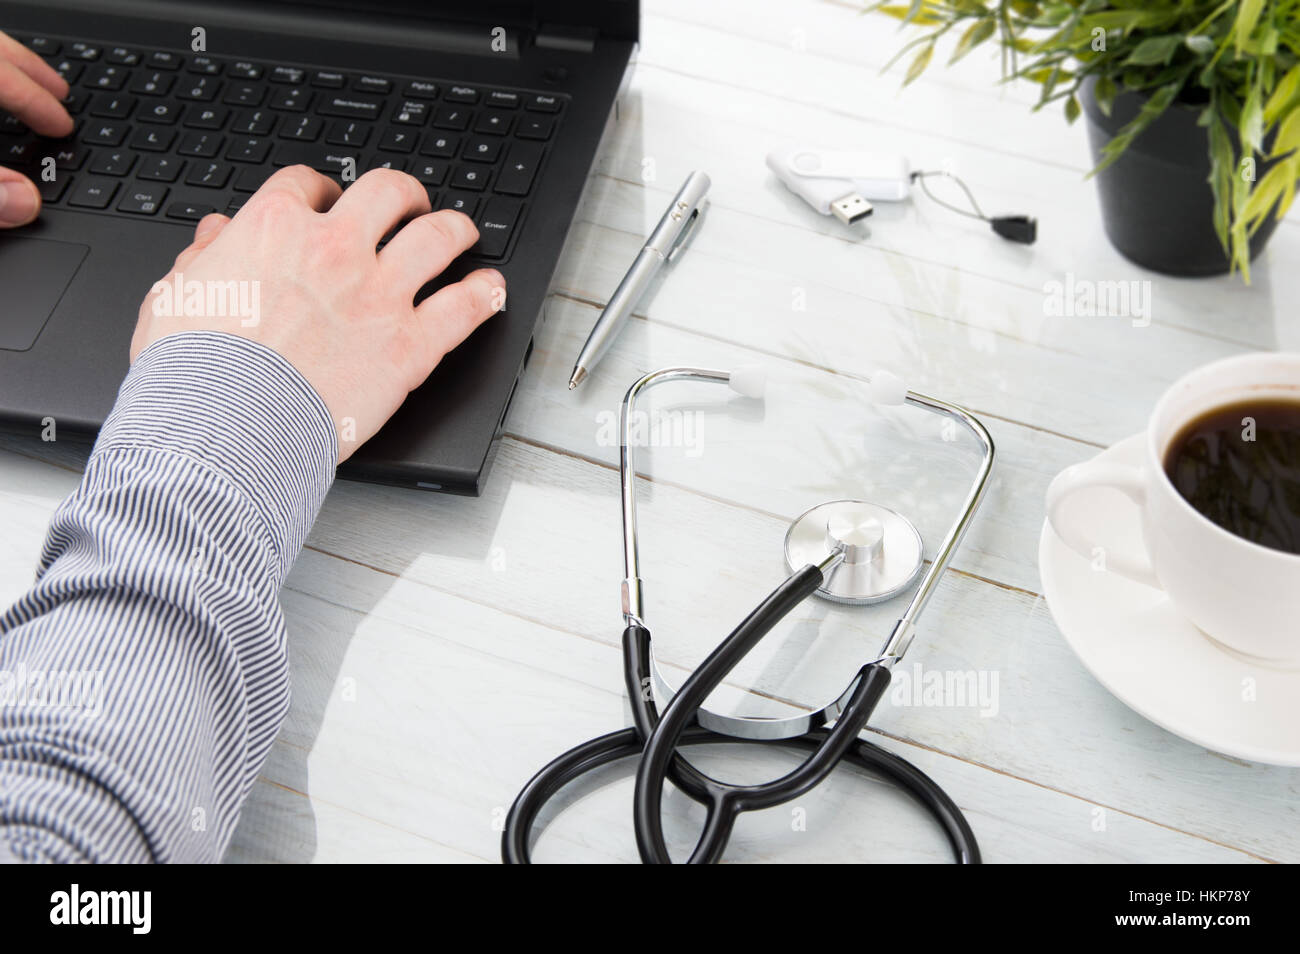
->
<box><xmin>0</xmin><ymin>34</ymin><xmax>567</xmax><ymax>260</ymax></box>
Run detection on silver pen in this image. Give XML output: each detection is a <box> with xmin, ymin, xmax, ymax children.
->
<box><xmin>568</xmin><ymin>170</ymin><xmax>711</xmax><ymax>390</ymax></box>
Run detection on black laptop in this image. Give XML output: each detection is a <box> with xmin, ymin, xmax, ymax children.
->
<box><xmin>0</xmin><ymin>0</ymin><xmax>636</xmax><ymax>493</ymax></box>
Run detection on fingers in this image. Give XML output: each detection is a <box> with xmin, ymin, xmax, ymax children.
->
<box><xmin>0</xmin><ymin>166</ymin><xmax>39</xmax><ymax>227</ymax></box>
<box><xmin>251</xmin><ymin>164</ymin><xmax>343</xmax><ymax>212</ymax></box>
<box><xmin>171</xmin><ymin>213</ymin><xmax>231</xmax><ymax>271</ymax></box>
<box><xmin>327</xmin><ymin>168</ymin><xmax>430</xmax><ymax>248</ymax></box>
<box><xmin>378</xmin><ymin>209</ymin><xmax>479</xmax><ymax>298</ymax></box>
<box><xmin>412</xmin><ymin>269</ymin><xmax>506</xmax><ymax>370</ymax></box>
<box><xmin>0</xmin><ymin>33</ymin><xmax>69</xmax><ymax>98</ymax></box>
<box><xmin>0</xmin><ymin>59</ymin><xmax>71</xmax><ymax>138</ymax></box>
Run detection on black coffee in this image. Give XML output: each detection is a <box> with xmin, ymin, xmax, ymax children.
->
<box><xmin>1163</xmin><ymin>398</ymin><xmax>1300</xmax><ymax>555</ymax></box>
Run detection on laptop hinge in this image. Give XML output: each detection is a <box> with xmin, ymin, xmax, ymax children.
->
<box><xmin>535</xmin><ymin>24</ymin><xmax>597</xmax><ymax>53</ymax></box>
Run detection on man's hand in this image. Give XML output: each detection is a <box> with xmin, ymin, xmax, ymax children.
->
<box><xmin>132</xmin><ymin>165</ymin><xmax>506</xmax><ymax>461</ymax></box>
<box><xmin>0</xmin><ymin>31</ymin><xmax>72</xmax><ymax>227</ymax></box>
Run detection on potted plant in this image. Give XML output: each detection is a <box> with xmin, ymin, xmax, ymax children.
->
<box><xmin>873</xmin><ymin>1</ymin><xmax>1300</xmax><ymax>279</ymax></box>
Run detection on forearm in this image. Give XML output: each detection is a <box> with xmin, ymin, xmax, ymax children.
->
<box><xmin>0</xmin><ymin>331</ymin><xmax>336</xmax><ymax>862</ymax></box>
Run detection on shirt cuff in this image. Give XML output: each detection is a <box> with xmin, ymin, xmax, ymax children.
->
<box><xmin>93</xmin><ymin>331</ymin><xmax>338</xmax><ymax>577</ymax></box>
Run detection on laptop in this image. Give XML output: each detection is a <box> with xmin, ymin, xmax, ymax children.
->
<box><xmin>0</xmin><ymin>0</ymin><xmax>637</xmax><ymax>494</ymax></box>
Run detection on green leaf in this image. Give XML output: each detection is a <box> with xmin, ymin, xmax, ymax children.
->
<box><xmin>1205</xmin><ymin>108</ymin><xmax>1234</xmax><ymax>255</ymax></box>
<box><xmin>1265</xmin><ymin>65</ymin><xmax>1300</xmax><ymax>123</ymax></box>
<box><xmin>1241</xmin><ymin>85</ymin><xmax>1264</xmax><ymax>153</ymax></box>
<box><xmin>950</xmin><ymin>18</ymin><xmax>997</xmax><ymax>64</ymax></box>
<box><xmin>904</xmin><ymin>41</ymin><xmax>935</xmax><ymax>86</ymax></box>
<box><xmin>1233</xmin><ymin>0</ymin><xmax>1264</xmax><ymax>59</ymax></box>
<box><xmin>1125</xmin><ymin>34</ymin><xmax>1182</xmax><ymax>66</ymax></box>
<box><xmin>1241</xmin><ymin>160</ymin><xmax>1291</xmax><ymax>227</ymax></box>
<box><xmin>1184</xmin><ymin>34</ymin><xmax>1215</xmax><ymax>56</ymax></box>
<box><xmin>1095</xmin><ymin>74</ymin><xmax>1117</xmax><ymax>117</ymax></box>
<box><xmin>1272</xmin><ymin>105</ymin><xmax>1300</xmax><ymax>158</ymax></box>
<box><xmin>1065</xmin><ymin>94</ymin><xmax>1081</xmax><ymax>123</ymax></box>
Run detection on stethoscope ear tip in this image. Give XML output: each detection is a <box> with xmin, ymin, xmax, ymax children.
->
<box><xmin>869</xmin><ymin>370</ymin><xmax>908</xmax><ymax>406</ymax></box>
<box><xmin>727</xmin><ymin>365</ymin><xmax>767</xmax><ymax>400</ymax></box>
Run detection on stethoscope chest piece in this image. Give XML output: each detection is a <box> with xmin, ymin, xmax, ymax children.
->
<box><xmin>784</xmin><ymin>499</ymin><xmax>924</xmax><ymax>604</ymax></box>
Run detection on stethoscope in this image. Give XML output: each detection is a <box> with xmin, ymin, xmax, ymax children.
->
<box><xmin>503</xmin><ymin>365</ymin><xmax>995</xmax><ymax>864</ymax></box>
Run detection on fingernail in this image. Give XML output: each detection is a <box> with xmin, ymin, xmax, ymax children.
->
<box><xmin>0</xmin><ymin>181</ymin><xmax>38</xmax><ymax>226</ymax></box>
<box><xmin>484</xmin><ymin>269</ymin><xmax>505</xmax><ymax>287</ymax></box>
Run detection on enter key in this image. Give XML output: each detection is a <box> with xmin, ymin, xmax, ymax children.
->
<box><xmin>474</xmin><ymin>197</ymin><xmax>522</xmax><ymax>259</ymax></box>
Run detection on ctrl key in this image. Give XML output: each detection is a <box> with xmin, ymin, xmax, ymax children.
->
<box><xmin>473</xmin><ymin>197</ymin><xmax>521</xmax><ymax>258</ymax></box>
<box><xmin>118</xmin><ymin>185</ymin><xmax>169</xmax><ymax>215</ymax></box>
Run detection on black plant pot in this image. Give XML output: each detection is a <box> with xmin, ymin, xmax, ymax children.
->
<box><xmin>1081</xmin><ymin>75</ymin><xmax>1280</xmax><ymax>276</ymax></box>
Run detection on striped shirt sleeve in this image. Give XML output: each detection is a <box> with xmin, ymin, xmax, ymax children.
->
<box><xmin>0</xmin><ymin>331</ymin><xmax>337</xmax><ymax>862</ymax></box>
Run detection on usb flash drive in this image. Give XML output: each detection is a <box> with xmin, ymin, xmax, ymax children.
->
<box><xmin>766</xmin><ymin>146</ymin><xmax>912</xmax><ymax>223</ymax></box>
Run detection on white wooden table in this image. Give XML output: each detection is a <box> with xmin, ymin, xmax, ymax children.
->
<box><xmin>3</xmin><ymin>0</ymin><xmax>1297</xmax><ymax>864</ymax></box>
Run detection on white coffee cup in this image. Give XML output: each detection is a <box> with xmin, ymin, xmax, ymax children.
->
<box><xmin>1046</xmin><ymin>352</ymin><xmax>1300</xmax><ymax>663</ymax></box>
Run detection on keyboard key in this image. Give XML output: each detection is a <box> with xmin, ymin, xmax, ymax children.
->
<box><xmin>445</xmin><ymin>85</ymin><xmax>479</xmax><ymax>104</ymax></box>
<box><xmin>50</xmin><ymin>145</ymin><xmax>88</xmax><ymax>169</ymax></box>
<box><xmin>223</xmin><ymin>83</ymin><xmax>265</xmax><ymax>107</ymax></box>
<box><xmin>273</xmin><ymin>142</ymin><xmax>359</xmax><ymax>177</ymax></box>
<box><xmin>38</xmin><ymin>175</ymin><xmax>69</xmax><ymax>202</ymax></box>
<box><xmin>366</xmin><ymin>155</ymin><xmax>407</xmax><ymax>172</ymax></box>
<box><xmin>403</xmin><ymin>80</ymin><xmax>438</xmax><ymax>99</ymax></box>
<box><xmin>177</xmin><ymin>76</ymin><xmax>220</xmax><ymax>101</ymax></box>
<box><xmin>419</xmin><ymin>133</ymin><xmax>457</xmax><ymax>158</ymax></box>
<box><xmin>130</xmin><ymin>71</ymin><xmax>174</xmax><ymax>96</ymax></box>
<box><xmin>411</xmin><ymin>159</ymin><xmax>447</xmax><ymax>187</ymax></box>
<box><xmin>326</xmin><ymin>120</ymin><xmax>369</xmax><ymax>147</ymax></box>
<box><xmin>516</xmin><ymin>115</ymin><xmax>554</xmax><ymax>140</ymax></box>
<box><xmin>393</xmin><ymin>101</ymin><xmax>428</xmax><ymax>125</ymax></box>
<box><xmin>487</xmin><ymin>90</ymin><xmax>520</xmax><ymax>109</ymax></box>
<box><xmin>313</xmin><ymin>71</ymin><xmax>346</xmax><ymax>88</ymax></box>
<box><xmin>61</xmin><ymin>91</ymin><xmax>87</xmax><ymax>115</ymax></box>
<box><xmin>69</xmin><ymin>42</ymin><xmax>101</xmax><ymax>61</ymax></box>
<box><xmin>474</xmin><ymin>110</ymin><xmax>513</xmax><ymax>135</ymax></box>
<box><xmin>439</xmin><ymin>191</ymin><xmax>478</xmax><ymax>216</ymax></box>
<box><xmin>185</xmin><ymin>160</ymin><xmax>232</xmax><ymax>188</ymax></box>
<box><xmin>432</xmin><ymin>106</ymin><xmax>470</xmax><ymax>131</ymax></box>
<box><xmin>377</xmin><ymin>127</ymin><xmax>417</xmax><ymax>153</ymax></box>
<box><xmin>68</xmin><ymin>177</ymin><xmax>118</xmax><ymax>208</ymax></box>
<box><xmin>26</xmin><ymin>37</ymin><xmax>60</xmax><ymax>55</ymax></box>
<box><xmin>167</xmin><ymin>201</ymin><xmax>215</xmax><ymax>220</ymax></box>
<box><xmin>318</xmin><ymin>94</ymin><xmax>382</xmax><ymax>120</ymax></box>
<box><xmin>118</xmin><ymin>185</ymin><xmax>168</xmax><ymax>214</ymax></box>
<box><xmin>3</xmin><ymin>140</ymin><xmax>35</xmax><ymax>164</ymax></box>
<box><xmin>183</xmin><ymin>105</ymin><xmax>229</xmax><ymax>129</ymax></box>
<box><xmin>234</xmin><ymin>165</ymin><xmax>275</xmax><ymax>192</ymax></box>
<box><xmin>132</xmin><ymin>126</ymin><xmax>176</xmax><ymax>151</ymax></box>
<box><xmin>494</xmin><ymin>141</ymin><xmax>542</xmax><ymax>195</ymax></box>
<box><xmin>230</xmin><ymin>61</ymin><xmax>263</xmax><ymax>80</ymax></box>
<box><xmin>227</xmin><ymin>195</ymin><xmax>249</xmax><ymax>213</ymax></box>
<box><xmin>281</xmin><ymin>116</ymin><xmax>323</xmax><ymax>141</ymax></box>
<box><xmin>138</xmin><ymin>100</ymin><xmax>182</xmax><ymax>124</ymax></box>
<box><xmin>89</xmin><ymin>93</ymin><xmax>136</xmax><ymax>118</ymax></box>
<box><xmin>83</xmin><ymin>121</ymin><xmax>128</xmax><ymax>145</ymax></box>
<box><xmin>525</xmin><ymin>93</ymin><xmax>562</xmax><ymax>113</ymax></box>
<box><xmin>232</xmin><ymin>109</ymin><xmax>276</xmax><ymax>136</ymax></box>
<box><xmin>227</xmin><ymin>136</ymin><xmax>272</xmax><ymax>163</ymax></box>
<box><xmin>0</xmin><ymin>114</ymin><xmax>23</xmax><ymax>135</ymax></box>
<box><xmin>271</xmin><ymin>65</ymin><xmax>306</xmax><ymax>84</ymax></box>
<box><xmin>269</xmin><ymin>86</ymin><xmax>312</xmax><ymax>111</ymax></box>
<box><xmin>86</xmin><ymin>65</ymin><xmax>128</xmax><ymax>90</ymax></box>
<box><xmin>474</xmin><ymin>197</ymin><xmax>521</xmax><ymax>257</ymax></box>
<box><xmin>355</xmin><ymin>76</ymin><xmax>391</xmax><ymax>94</ymax></box>
<box><xmin>138</xmin><ymin>155</ymin><xmax>184</xmax><ymax>181</ymax></box>
<box><xmin>90</xmin><ymin>149</ymin><xmax>135</xmax><ymax>176</ymax></box>
<box><xmin>51</xmin><ymin>59</ymin><xmax>84</xmax><ymax>84</ymax></box>
<box><xmin>178</xmin><ymin>131</ymin><xmax>224</xmax><ymax>157</ymax></box>
<box><xmin>148</xmin><ymin>51</ymin><xmax>183</xmax><ymax>70</ymax></box>
<box><xmin>187</xmin><ymin>56</ymin><xmax>222</xmax><ymax>75</ymax></box>
<box><xmin>450</xmin><ymin>165</ymin><xmax>487</xmax><ymax>191</ymax></box>
<box><xmin>462</xmin><ymin>135</ymin><xmax>500</xmax><ymax>163</ymax></box>
<box><xmin>107</xmin><ymin>47</ymin><xmax>141</xmax><ymax>66</ymax></box>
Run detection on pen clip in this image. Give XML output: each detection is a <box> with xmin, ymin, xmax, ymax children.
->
<box><xmin>666</xmin><ymin>199</ymin><xmax>706</xmax><ymax>262</ymax></box>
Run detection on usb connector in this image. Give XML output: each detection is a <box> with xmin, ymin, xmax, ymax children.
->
<box><xmin>830</xmin><ymin>193</ymin><xmax>873</xmax><ymax>225</ymax></box>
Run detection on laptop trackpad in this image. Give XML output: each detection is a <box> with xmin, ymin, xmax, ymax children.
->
<box><xmin>0</xmin><ymin>236</ymin><xmax>89</xmax><ymax>351</ymax></box>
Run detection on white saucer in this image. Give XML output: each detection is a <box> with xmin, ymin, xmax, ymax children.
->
<box><xmin>1039</xmin><ymin>432</ymin><xmax>1300</xmax><ymax>767</ymax></box>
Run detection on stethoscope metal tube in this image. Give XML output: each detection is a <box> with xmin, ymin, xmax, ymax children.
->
<box><xmin>502</xmin><ymin>365</ymin><xmax>993</xmax><ymax>864</ymax></box>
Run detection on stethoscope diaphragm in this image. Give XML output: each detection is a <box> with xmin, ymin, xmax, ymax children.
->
<box><xmin>784</xmin><ymin>499</ymin><xmax>924</xmax><ymax>604</ymax></box>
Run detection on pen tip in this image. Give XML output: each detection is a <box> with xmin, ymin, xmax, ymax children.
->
<box><xmin>568</xmin><ymin>367</ymin><xmax>587</xmax><ymax>391</ymax></box>
<box><xmin>568</xmin><ymin>380</ymin><xmax>577</xmax><ymax>391</ymax></box>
